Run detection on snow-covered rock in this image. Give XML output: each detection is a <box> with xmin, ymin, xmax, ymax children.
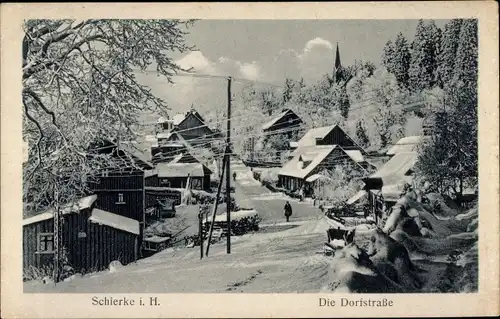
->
<box><xmin>109</xmin><ymin>260</ymin><xmax>123</xmax><ymax>273</ymax></box>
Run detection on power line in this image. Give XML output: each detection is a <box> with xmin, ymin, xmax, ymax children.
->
<box><xmin>134</xmin><ymin>69</ymin><xmax>284</xmax><ymax>89</ymax></box>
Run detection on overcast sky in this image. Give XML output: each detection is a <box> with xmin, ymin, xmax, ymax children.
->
<box><xmin>136</xmin><ymin>19</ymin><xmax>449</xmax><ymax>117</ymax></box>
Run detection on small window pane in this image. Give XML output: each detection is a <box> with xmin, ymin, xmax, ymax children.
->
<box><xmin>46</xmin><ymin>239</ymin><xmax>54</xmax><ymax>252</ymax></box>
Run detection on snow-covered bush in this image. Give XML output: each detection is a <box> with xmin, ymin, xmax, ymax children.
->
<box><xmin>231</xmin><ymin>214</ymin><xmax>262</xmax><ymax>235</ymax></box>
<box><xmin>316</xmin><ymin>167</ymin><xmax>362</xmax><ymax>204</ymax></box>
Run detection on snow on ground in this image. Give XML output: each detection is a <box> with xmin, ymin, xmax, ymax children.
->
<box><xmin>23</xmin><ymin>162</ymin><xmax>478</xmax><ymax>294</ymax></box>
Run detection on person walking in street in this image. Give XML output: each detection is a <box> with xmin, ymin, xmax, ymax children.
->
<box><xmin>284</xmin><ymin>201</ymin><xmax>292</xmax><ymax>222</ymax></box>
<box><xmin>233</xmin><ymin>171</ymin><xmax>237</xmax><ymax>182</ymax></box>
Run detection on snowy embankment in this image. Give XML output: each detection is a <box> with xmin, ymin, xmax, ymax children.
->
<box><xmin>322</xmin><ymin>192</ymin><xmax>479</xmax><ymax>293</ymax></box>
<box><xmin>207</xmin><ymin>209</ymin><xmax>258</xmax><ymax>222</ymax></box>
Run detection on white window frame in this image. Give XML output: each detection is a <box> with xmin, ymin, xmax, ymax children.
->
<box><xmin>116</xmin><ymin>193</ymin><xmax>126</xmax><ymax>205</ymax></box>
<box><xmin>37</xmin><ymin>232</ymin><xmax>55</xmax><ymax>254</ymax></box>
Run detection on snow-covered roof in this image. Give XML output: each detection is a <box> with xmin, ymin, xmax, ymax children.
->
<box><xmin>305</xmin><ymin>174</ymin><xmax>330</xmax><ymax>183</ymax></box>
<box><xmin>168</xmin><ymin>153</ymin><xmax>185</xmax><ymax>164</ymax></box>
<box><xmin>23</xmin><ymin>195</ymin><xmax>98</xmax><ymax>226</ymax></box>
<box><xmin>279</xmin><ymin>145</ymin><xmax>337</xmax><ymax>179</ymax></box>
<box><xmin>296</xmin><ymin>125</ymin><xmax>336</xmax><ymax>149</ymax></box>
<box><xmin>371</xmin><ymin>152</ymin><xmax>418</xmax><ymax>180</ymax></box>
<box><xmin>144</xmin><ymin>235</ymin><xmax>171</xmax><ymax>243</ymax></box>
<box><xmin>289</xmin><ymin>141</ymin><xmax>299</xmax><ymax>149</ymax></box>
<box><xmin>261</xmin><ymin>109</ymin><xmax>301</xmax><ymax>131</ymax></box>
<box><xmin>346</xmin><ymin>190</ymin><xmax>367</xmax><ymax>205</ymax></box>
<box><xmin>144</xmin><ymin>170</ymin><xmax>157</xmax><ymax>178</ymax></box>
<box><xmin>89</xmin><ymin>208</ymin><xmax>140</xmax><ymax>235</ymax></box>
<box><xmin>118</xmin><ymin>142</ymin><xmax>154</xmax><ymax>169</ymax></box>
<box><xmin>386</xmin><ymin>136</ymin><xmax>428</xmax><ymax>155</ymax></box>
<box><xmin>344</xmin><ymin>150</ymin><xmax>364</xmax><ymax>163</ymax></box>
<box><xmin>156</xmin><ymin>162</ymin><xmax>207</xmax><ymax>178</ymax></box>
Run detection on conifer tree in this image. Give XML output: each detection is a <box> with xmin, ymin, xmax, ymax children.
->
<box><xmin>336</xmin><ymin>84</ymin><xmax>350</xmax><ymax>119</ymax></box>
<box><xmin>416</xmin><ymin>19</ymin><xmax>478</xmax><ymax>201</ymax></box>
<box><xmin>437</xmin><ymin>19</ymin><xmax>463</xmax><ymax>88</ymax></box>
<box><xmin>427</xmin><ymin>20</ymin><xmax>443</xmax><ymax>87</ymax></box>
<box><xmin>282</xmin><ymin>78</ymin><xmax>295</xmax><ymax>105</ymax></box>
<box><xmin>381</xmin><ymin>40</ymin><xmax>396</xmax><ymax>73</ymax></box>
<box><xmin>408</xmin><ymin>20</ymin><xmax>441</xmax><ymax>91</ymax></box>
<box><xmin>392</xmin><ymin>32</ymin><xmax>411</xmax><ymax>89</ymax></box>
<box><xmin>355</xmin><ymin>120</ymin><xmax>370</xmax><ymax>146</ymax></box>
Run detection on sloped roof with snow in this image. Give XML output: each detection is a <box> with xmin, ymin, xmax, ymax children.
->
<box><xmin>386</xmin><ymin>136</ymin><xmax>428</xmax><ymax>155</ymax></box>
<box><xmin>156</xmin><ymin>162</ymin><xmax>208</xmax><ymax>178</ymax></box>
<box><xmin>305</xmin><ymin>174</ymin><xmax>330</xmax><ymax>183</ymax></box>
<box><xmin>371</xmin><ymin>152</ymin><xmax>418</xmax><ymax>179</ymax></box>
<box><xmin>89</xmin><ymin>208</ymin><xmax>140</xmax><ymax>235</ymax></box>
<box><xmin>344</xmin><ymin>150</ymin><xmax>364</xmax><ymax>163</ymax></box>
<box><xmin>261</xmin><ymin>109</ymin><xmax>302</xmax><ymax>131</ymax></box>
<box><xmin>296</xmin><ymin>125</ymin><xmax>336</xmax><ymax>149</ymax></box>
<box><xmin>118</xmin><ymin>142</ymin><xmax>154</xmax><ymax>169</ymax></box>
<box><xmin>279</xmin><ymin>146</ymin><xmax>336</xmax><ymax>179</ymax></box>
<box><xmin>23</xmin><ymin>195</ymin><xmax>98</xmax><ymax>226</ymax></box>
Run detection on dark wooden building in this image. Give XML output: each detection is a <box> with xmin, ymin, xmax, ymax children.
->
<box><xmin>89</xmin><ymin>140</ymin><xmax>154</xmax><ymax>235</ymax></box>
<box><xmin>261</xmin><ymin>108</ymin><xmax>304</xmax><ymax>140</ymax></box>
<box><xmin>170</xmin><ymin>109</ymin><xmax>214</xmax><ymax>144</ymax></box>
<box><xmin>291</xmin><ymin>124</ymin><xmax>367</xmax><ymax>154</ymax></box>
<box><xmin>278</xmin><ymin>125</ymin><xmax>371</xmax><ymax>198</ymax></box>
<box><xmin>151</xmin><ymin>132</ymin><xmax>188</xmax><ymax>164</ymax></box>
<box><xmin>278</xmin><ymin>145</ymin><xmax>367</xmax><ymax>194</ymax></box>
<box><xmin>22</xmin><ymin>195</ymin><xmax>140</xmax><ymax>275</ymax></box>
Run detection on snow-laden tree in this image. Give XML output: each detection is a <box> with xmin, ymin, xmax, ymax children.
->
<box><xmin>355</xmin><ymin>120</ymin><xmax>370</xmax><ymax>147</ymax></box>
<box><xmin>363</xmin><ymin>69</ymin><xmax>408</xmax><ymax>148</ymax></box>
<box><xmin>408</xmin><ymin>20</ymin><xmax>441</xmax><ymax>92</ymax></box>
<box><xmin>416</xmin><ymin>19</ymin><xmax>478</xmax><ymax>201</ymax></box>
<box><xmin>436</xmin><ymin>19</ymin><xmax>464</xmax><ymax>88</ymax></box>
<box><xmin>392</xmin><ymin>32</ymin><xmax>412</xmax><ymax>89</ymax></box>
<box><xmin>381</xmin><ymin>40</ymin><xmax>396</xmax><ymax>74</ymax></box>
<box><xmin>23</xmin><ymin>19</ymin><xmax>194</xmax><ymax>214</ymax></box>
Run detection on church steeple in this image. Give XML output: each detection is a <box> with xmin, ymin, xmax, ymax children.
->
<box><xmin>333</xmin><ymin>42</ymin><xmax>343</xmax><ymax>84</ymax></box>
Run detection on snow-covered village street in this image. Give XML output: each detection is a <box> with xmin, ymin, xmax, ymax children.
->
<box><xmin>17</xmin><ymin>17</ymin><xmax>482</xmax><ymax>297</ymax></box>
<box><xmin>24</xmin><ymin>161</ymin><xmax>477</xmax><ymax>293</ymax></box>
<box><xmin>24</xmin><ymin>162</ymin><xmax>330</xmax><ymax>293</ymax></box>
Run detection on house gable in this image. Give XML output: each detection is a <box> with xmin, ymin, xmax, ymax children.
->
<box><xmin>319</xmin><ymin>125</ymin><xmax>367</xmax><ymax>154</ymax></box>
<box><xmin>262</xmin><ymin>109</ymin><xmax>303</xmax><ymax>133</ymax></box>
<box><xmin>174</xmin><ymin>111</ymin><xmax>213</xmax><ymax>140</ymax></box>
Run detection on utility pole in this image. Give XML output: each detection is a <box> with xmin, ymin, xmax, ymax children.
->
<box><xmin>53</xmin><ymin>186</ymin><xmax>60</xmax><ymax>284</ymax></box>
<box><xmin>226</xmin><ymin>76</ymin><xmax>232</xmax><ymax>254</ymax></box>
<box><xmin>198</xmin><ymin>207</ymin><xmax>204</xmax><ymax>260</ymax></box>
<box><xmin>205</xmin><ymin>154</ymin><xmax>227</xmax><ymax>256</ymax></box>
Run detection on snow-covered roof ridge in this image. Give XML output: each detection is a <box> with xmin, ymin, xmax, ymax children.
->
<box><xmin>279</xmin><ymin>145</ymin><xmax>337</xmax><ymax>179</ymax></box>
<box><xmin>371</xmin><ymin>151</ymin><xmax>418</xmax><ymax>179</ymax></box>
<box><xmin>386</xmin><ymin>135</ymin><xmax>429</xmax><ymax>155</ymax></box>
<box><xmin>261</xmin><ymin>109</ymin><xmax>301</xmax><ymax>131</ymax></box>
<box><xmin>155</xmin><ymin>162</ymin><xmax>207</xmax><ymax>178</ymax></box>
<box><xmin>89</xmin><ymin>208</ymin><xmax>140</xmax><ymax>235</ymax></box>
<box><xmin>23</xmin><ymin>195</ymin><xmax>98</xmax><ymax>226</ymax></box>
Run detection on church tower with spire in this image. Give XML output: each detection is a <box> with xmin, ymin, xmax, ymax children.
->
<box><xmin>333</xmin><ymin>42</ymin><xmax>343</xmax><ymax>84</ymax></box>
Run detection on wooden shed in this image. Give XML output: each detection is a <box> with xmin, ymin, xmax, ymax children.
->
<box><xmin>23</xmin><ymin>195</ymin><xmax>140</xmax><ymax>275</ymax></box>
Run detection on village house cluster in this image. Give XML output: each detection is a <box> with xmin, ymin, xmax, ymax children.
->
<box><xmin>23</xmin><ymin>109</ymin><xmax>221</xmax><ymax>276</ymax></box>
